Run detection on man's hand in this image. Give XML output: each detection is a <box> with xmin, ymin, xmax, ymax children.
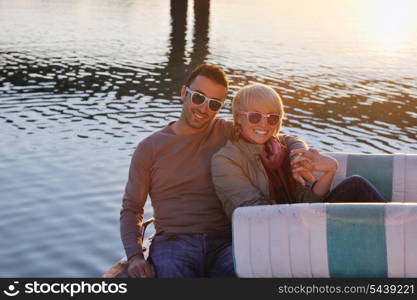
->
<box><xmin>290</xmin><ymin>150</ymin><xmax>315</xmax><ymax>186</ymax></box>
<box><xmin>127</xmin><ymin>254</ymin><xmax>155</xmax><ymax>278</ymax></box>
<box><xmin>291</xmin><ymin>148</ymin><xmax>338</xmax><ymax>175</ymax></box>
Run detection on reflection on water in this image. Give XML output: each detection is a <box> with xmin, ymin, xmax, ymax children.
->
<box><xmin>0</xmin><ymin>0</ymin><xmax>416</xmax><ymax>276</ymax></box>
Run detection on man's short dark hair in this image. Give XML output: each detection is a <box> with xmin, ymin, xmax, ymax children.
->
<box><xmin>185</xmin><ymin>64</ymin><xmax>228</xmax><ymax>90</ymax></box>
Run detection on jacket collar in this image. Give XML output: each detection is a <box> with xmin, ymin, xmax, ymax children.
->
<box><xmin>233</xmin><ymin>137</ymin><xmax>264</xmax><ymax>156</ymax></box>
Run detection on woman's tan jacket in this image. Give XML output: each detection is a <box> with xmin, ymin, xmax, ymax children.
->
<box><xmin>211</xmin><ymin>136</ymin><xmax>322</xmax><ymax>218</ymax></box>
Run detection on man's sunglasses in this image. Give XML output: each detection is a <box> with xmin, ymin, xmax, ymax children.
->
<box><xmin>185</xmin><ymin>87</ymin><xmax>224</xmax><ymax>112</ymax></box>
<box><xmin>240</xmin><ymin>111</ymin><xmax>281</xmax><ymax>126</ymax></box>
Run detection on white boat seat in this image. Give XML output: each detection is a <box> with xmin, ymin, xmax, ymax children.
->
<box><xmin>233</xmin><ymin>203</ymin><xmax>417</xmax><ymax>277</ymax></box>
<box><xmin>326</xmin><ymin>153</ymin><xmax>417</xmax><ymax>202</ymax></box>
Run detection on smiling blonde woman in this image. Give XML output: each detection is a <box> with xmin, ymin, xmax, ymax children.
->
<box><xmin>211</xmin><ymin>83</ymin><xmax>385</xmax><ymax>218</ymax></box>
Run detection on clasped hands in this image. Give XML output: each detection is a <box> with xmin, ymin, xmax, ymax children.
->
<box><xmin>259</xmin><ymin>139</ymin><xmax>338</xmax><ymax>187</ymax></box>
<box><xmin>290</xmin><ymin>148</ymin><xmax>339</xmax><ymax>187</ymax></box>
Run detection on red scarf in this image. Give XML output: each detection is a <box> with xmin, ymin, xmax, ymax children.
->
<box><xmin>240</xmin><ymin>134</ymin><xmax>296</xmax><ymax>203</ymax></box>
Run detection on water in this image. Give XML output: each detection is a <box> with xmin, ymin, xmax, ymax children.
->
<box><xmin>0</xmin><ymin>0</ymin><xmax>416</xmax><ymax>276</ymax></box>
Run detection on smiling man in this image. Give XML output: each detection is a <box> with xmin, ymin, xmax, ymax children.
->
<box><xmin>120</xmin><ymin>64</ymin><xmax>307</xmax><ymax>278</ymax></box>
<box><xmin>172</xmin><ymin>69</ymin><xmax>227</xmax><ymax>134</ymax></box>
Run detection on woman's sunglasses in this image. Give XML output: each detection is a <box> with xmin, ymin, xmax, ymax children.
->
<box><xmin>240</xmin><ymin>111</ymin><xmax>281</xmax><ymax>126</ymax></box>
<box><xmin>185</xmin><ymin>87</ymin><xmax>224</xmax><ymax>112</ymax></box>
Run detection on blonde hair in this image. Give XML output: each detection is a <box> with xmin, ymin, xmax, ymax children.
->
<box><xmin>232</xmin><ymin>83</ymin><xmax>284</xmax><ymax>138</ymax></box>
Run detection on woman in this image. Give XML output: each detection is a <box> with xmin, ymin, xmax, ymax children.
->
<box><xmin>211</xmin><ymin>83</ymin><xmax>385</xmax><ymax>218</ymax></box>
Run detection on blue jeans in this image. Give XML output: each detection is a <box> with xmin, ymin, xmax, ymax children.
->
<box><xmin>325</xmin><ymin>175</ymin><xmax>386</xmax><ymax>203</ymax></box>
<box><xmin>148</xmin><ymin>232</ymin><xmax>236</xmax><ymax>278</ymax></box>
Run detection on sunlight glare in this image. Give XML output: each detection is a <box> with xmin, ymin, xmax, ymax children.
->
<box><xmin>363</xmin><ymin>0</ymin><xmax>417</xmax><ymax>55</ymax></box>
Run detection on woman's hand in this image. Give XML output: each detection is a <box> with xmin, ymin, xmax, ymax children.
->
<box><xmin>291</xmin><ymin>167</ymin><xmax>315</xmax><ymax>187</ymax></box>
<box><xmin>261</xmin><ymin>139</ymin><xmax>316</xmax><ymax>187</ymax></box>
<box><xmin>291</xmin><ymin>148</ymin><xmax>338</xmax><ymax>173</ymax></box>
<box><xmin>290</xmin><ymin>148</ymin><xmax>339</xmax><ymax>197</ymax></box>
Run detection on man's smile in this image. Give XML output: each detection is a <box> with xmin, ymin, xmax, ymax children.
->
<box><xmin>192</xmin><ymin>110</ymin><xmax>208</xmax><ymax>121</ymax></box>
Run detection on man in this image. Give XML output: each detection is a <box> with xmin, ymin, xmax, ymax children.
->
<box><xmin>120</xmin><ymin>64</ymin><xmax>308</xmax><ymax>278</ymax></box>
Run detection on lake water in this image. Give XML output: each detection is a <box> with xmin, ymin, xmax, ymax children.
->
<box><xmin>1</xmin><ymin>0</ymin><xmax>416</xmax><ymax>276</ymax></box>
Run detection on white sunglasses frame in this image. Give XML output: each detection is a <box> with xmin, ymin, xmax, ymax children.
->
<box><xmin>185</xmin><ymin>87</ymin><xmax>224</xmax><ymax>111</ymax></box>
<box><xmin>239</xmin><ymin>111</ymin><xmax>281</xmax><ymax>125</ymax></box>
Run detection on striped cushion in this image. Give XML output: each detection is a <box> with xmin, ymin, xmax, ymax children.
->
<box><xmin>232</xmin><ymin>203</ymin><xmax>417</xmax><ymax>277</ymax></box>
<box><xmin>327</xmin><ymin>153</ymin><xmax>417</xmax><ymax>202</ymax></box>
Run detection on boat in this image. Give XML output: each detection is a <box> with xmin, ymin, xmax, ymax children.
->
<box><xmin>103</xmin><ymin>152</ymin><xmax>417</xmax><ymax>278</ymax></box>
